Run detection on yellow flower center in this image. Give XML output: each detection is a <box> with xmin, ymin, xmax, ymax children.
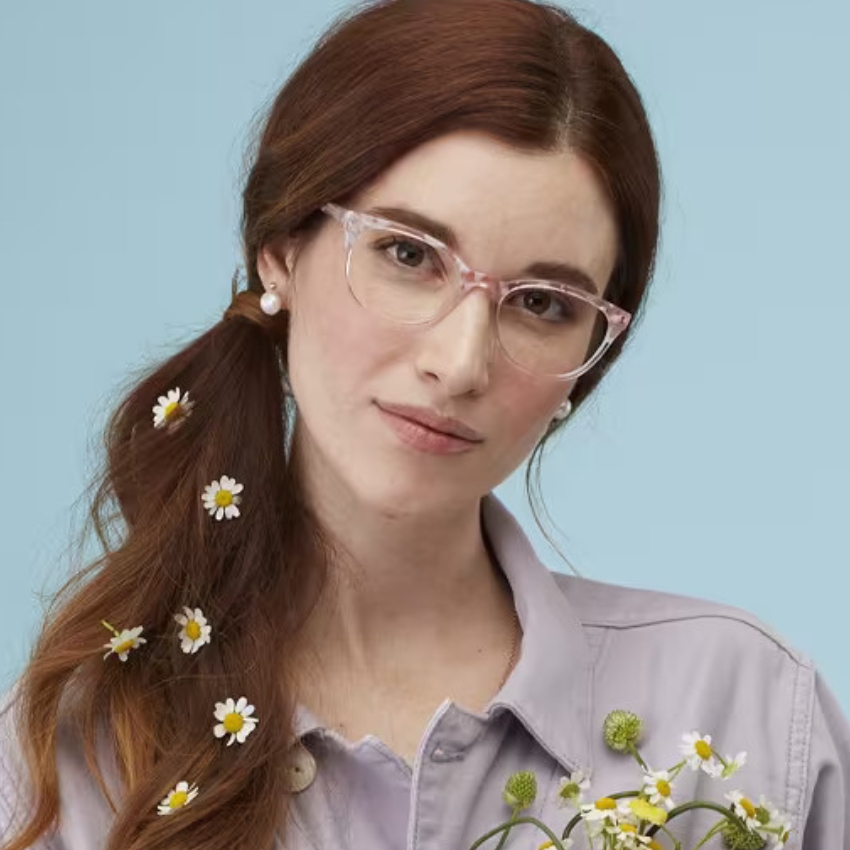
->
<box><xmin>740</xmin><ymin>797</ymin><xmax>756</xmax><ymax>818</ymax></box>
<box><xmin>656</xmin><ymin>779</ymin><xmax>671</xmax><ymax>797</ymax></box>
<box><xmin>214</xmin><ymin>490</ymin><xmax>233</xmax><ymax>508</ymax></box>
<box><xmin>223</xmin><ymin>712</ymin><xmax>244</xmax><ymax>734</ymax></box>
<box><xmin>695</xmin><ymin>740</ymin><xmax>712</xmax><ymax>759</ymax></box>
<box><xmin>163</xmin><ymin>401</ymin><xmax>181</xmax><ymax>420</ymax></box>
<box><xmin>538</xmin><ymin>843</ymin><xmax>555</xmax><ymax>850</ymax></box>
<box><xmin>648</xmin><ymin>842</ymin><xmax>664</xmax><ymax>850</ymax></box>
<box><xmin>595</xmin><ymin>797</ymin><xmax>617</xmax><ymax>810</ymax></box>
<box><xmin>620</xmin><ymin>824</ymin><xmax>637</xmax><ymax>834</ymax></box>
<box><xmin>168</xmin><ymin>790</ymin><xmax>188</xmax><ymax>809</ymax></box>
<box><xmin>185</xmin><ymin>620</ymin><xmax>202</xmax><ymax>640</ymax></box>
<box><xmin>114</xmin><ymin>639</ymin><xmax>135</xmax><ymax>654</ymax></box>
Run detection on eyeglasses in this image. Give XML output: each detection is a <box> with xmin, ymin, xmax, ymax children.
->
<box><xmin>320</xmin><ymin>202</ymin><xmax>631</xmax><ymax>380</ymax></box>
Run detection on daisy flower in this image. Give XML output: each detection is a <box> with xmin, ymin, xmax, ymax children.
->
<box><xmin>102</xmin><ymin>622</ymin><xmax>146</xmax><ymax>662</ymax></box>
<box><xmin>214</xmin><ymin>696</ymin><xmax>258</xmax><ymax>746</ymax></box>
<box><xmin>580</xmin><ymin>796</ymin><xmax>627</xmax><ymax>838</ymax></box>
<box><xmin>202</xmin><ymin>475</ymin><xmax>243</xmax><ymax>521</ymax></box>
<box><xmin>157</xmin><ymin>781</ymin><xmax>199</xmax><ymax>815</ymax></box>
<box><xmin>612</xmin><ymin>822</ymin><xmax>655</xmax><ymax>849</ymax></box>
<box><xmin>152</xmin><ymin>387</ymin><xmax>194</xmax><ymax>430</ymax></box>
<box><xmin>759</xmin><ymin>795</ymin><xmax>793</xmax><ymax>846</ymax></box>
<box><xmin>556</xmin><ymin>768</ymin><xmax>591</xmax><ymax>809</ymax></box>
<box><xmin>680</xmin><ymin>730</ymin><xmax>722</xmax><ymax>776</ymax></box>
<box><xmin>724</xmin><ymin>789</ymin><xmax>761</xmax><ymax>830</ymax></box>
<box><xmin>174</xmin><ymin>606</ymin><xmax>212</xmax><ymax>654</ymax></box>
<box><xmin>642</xmin><ymin>768</ymin><xmax>676</xmax><ymax>810</ymax></box>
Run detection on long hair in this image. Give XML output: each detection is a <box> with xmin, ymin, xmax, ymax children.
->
<box><xmin>3</xmin><ymin>1</ymin><xmax>660</xmax><ymax>848</ymax></box>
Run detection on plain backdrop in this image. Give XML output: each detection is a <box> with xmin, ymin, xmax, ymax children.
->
<box><xmin>1</xmin><ymin>0</ymin><xmax>848</xmax><ymax>719</ymax></box>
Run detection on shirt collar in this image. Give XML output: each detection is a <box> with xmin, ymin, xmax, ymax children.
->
<box><xmin>292</xmin><ymin>493</ymin><xmax>594</xmax><ymax>777</ymax></box>
<box><xmin>481</xmin><ymin>492</ymin><xmax>593</xmax><ymax>777</ymax></box>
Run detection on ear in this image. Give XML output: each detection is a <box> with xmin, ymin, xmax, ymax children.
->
<box><xmin>256</xmin><ymin>242</ymin><xmax>298</xmax><ymax>308</ymax></box>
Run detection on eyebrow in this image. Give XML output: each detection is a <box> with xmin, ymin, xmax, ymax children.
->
<box><xmin>366</xmin><ymin>204</ymin><xmax>601</xmax><ymax>295</ymax></box>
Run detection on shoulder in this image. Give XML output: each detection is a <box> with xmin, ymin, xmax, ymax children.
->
<box><xmin>549</xmin><ymin>569</ymin><xmax>812</xmax><ymax>668</ymax></box>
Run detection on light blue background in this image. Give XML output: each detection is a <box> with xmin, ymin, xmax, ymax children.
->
<box><xmin>1</xmin><ymin>0</ymin><xmax>848</xmax><ymax>717</ymax></box>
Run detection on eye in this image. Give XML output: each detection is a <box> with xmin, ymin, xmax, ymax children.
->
<box><xmin>504</xmin><ymin>287</ymin><xmax>579</xmax><ymax>322</ymax></box>
<box><xmin>374</xmin><ymin>236</ymin><xmax>440</xmax><ymax>273</ymax></box>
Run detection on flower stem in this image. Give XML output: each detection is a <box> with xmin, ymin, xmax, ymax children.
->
<box><xmin>643</xmin><ymin>801</ymin><xmax>751</xmax><ymax>837</ymax></box>
<box><xmin>691</xmin><ymin>819</ymin><xmax>726</xmax><ymax>850</ymax></box>
<box><xmin>491</xmin><ymin>809</ymin><xmax>518</xmax><ymax>850</ymax></box>
<box><xmin>628</xmin><ymin>744</ymin><xmax>649</xmax><ymax>772</ymax></box>
<box><xmin>467</xmin><ymin>816</ymin><xmax>570</xmax><ymax>850</ymax></box>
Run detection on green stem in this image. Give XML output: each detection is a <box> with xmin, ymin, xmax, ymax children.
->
<box><xmin>628</xmin><ymin>743</ymin><xmax>649</xmax><ymax>772</ymax></box>
<box><xmin>691</xmin><ymin>820</ymin><xmax>726</xmax><ymax>850</ymax></box>
<box><xmin>561</xmin><ymin>791</ymin><xmax>641</xmax><ymax>840</ymax></box>
<box><xmin>467</xmin><ymin>816</ymin><xmax>570</xmax><ymax>850</ymax></box>
<box><xmin>101</xmin><ymin>620</ymin><xmax>118</xmax><ymax>636</ymax></box>
<box><xmin>644</xmin><ymin>801</ymin><xmax>752</xmax><ymax>837</ymax></box>
<box><xmin>656</xmin><ymin>823</ymin><xmax>682</xmax><ymax>850</ymax></box>
<box><xmin>491</xmin><ymin>809</ymin><xmax>518</xmax><ymax>850</ymax></box>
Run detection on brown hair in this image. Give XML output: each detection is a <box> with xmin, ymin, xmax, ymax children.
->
<box><xmin>3</xmin><ymin>1</ymin><xmax>660</xmax><ymax>848</ymax></box>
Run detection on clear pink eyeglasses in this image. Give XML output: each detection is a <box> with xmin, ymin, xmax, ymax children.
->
<box><xmin>320</xmin><ymin>202</ymin><xmax>631</xmax><ymax>381</ymax></box>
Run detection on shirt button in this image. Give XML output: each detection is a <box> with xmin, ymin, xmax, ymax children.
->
<box><xmin>288</xmin><ymin>742</ymin><xmax>317</xmax><ymax>792</ymax></box>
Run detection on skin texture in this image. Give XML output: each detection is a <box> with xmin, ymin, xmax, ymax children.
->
<box><xmin>257</xmin><ymin>130</ymin><xmax>618</xmax><ymax>752</ymax></box>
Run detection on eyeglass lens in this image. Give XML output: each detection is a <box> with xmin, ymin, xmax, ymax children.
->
<box><xmin>347</xmin><ymin>225</ymin><xmax>607</xmax><ymax>377</ymax></box>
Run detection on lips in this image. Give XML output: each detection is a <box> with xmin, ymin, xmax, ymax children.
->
<box><xmin>375</xmin><ymin>402</ymin><xmax>483</xmax><ymax>442</ymax></box>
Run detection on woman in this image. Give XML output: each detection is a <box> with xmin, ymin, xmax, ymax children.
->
<box><xmin>1</xmin><ymin>0</ymin><xmax>847</xmax><ymax>848</ymax></box>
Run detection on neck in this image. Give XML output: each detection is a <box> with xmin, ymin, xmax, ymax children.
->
<box><xmin>289</xmin><ymin>430</ymin><xmax>518</xmax><ymax>693</ymax></box>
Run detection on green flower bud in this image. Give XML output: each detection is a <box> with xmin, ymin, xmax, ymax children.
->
<box><xmin>502</xmin><ymin>770</ymin><xmax>537</xmax><ymax>810</ymax></box>
<box><xmin>755</xmin><ymin>806</ymin><xmax>771</xmax><ymax>826</ymax></box>
<box><xmin>602</xmin><ymin>709</ymin><xmax>643</xmax><ymax>753</ymax></box>
<box><xmin>721</xmin><ymin>819</ymin><xmax>767</xmax><ymax>850</ymax></box>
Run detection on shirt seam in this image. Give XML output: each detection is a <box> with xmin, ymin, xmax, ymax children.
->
<box><xmin>784</xmin><ymin>660</ymin><xmax>815</xmax><ymax>848</ymax></box>
<box><xmin>580</xmin><ymin>613</ymin><xmax>810</xmax><ymax>665</ymax></box>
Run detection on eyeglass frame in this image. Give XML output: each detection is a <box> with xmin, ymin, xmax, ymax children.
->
<box><xmin>319</xmin><ymin>202</ymin><xmax>632</xmax><ymax>381</ymax></box>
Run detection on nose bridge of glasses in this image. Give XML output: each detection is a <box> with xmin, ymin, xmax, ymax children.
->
<box><xmin>458</xmin><ymin>268</ymin><xmax>501</xmax><ymax>304</ymax></box>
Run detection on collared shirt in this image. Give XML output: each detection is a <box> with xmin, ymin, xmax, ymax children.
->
<box><xmin>2</xmin><ymin>493</ymin><xmax>848</xmax><ymax>849</ymax></box>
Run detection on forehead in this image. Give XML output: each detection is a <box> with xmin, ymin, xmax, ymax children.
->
<box><xmin>349</xmin><ymin>130</ymin><xmax>619</xmax><ymax>292</ymax></box>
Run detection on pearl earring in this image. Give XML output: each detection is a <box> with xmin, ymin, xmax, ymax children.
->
<box><xmin>260</xmin><ymin>282</ymin><xmax>282</xmax><ymax>316</ymax></box>
<box><xmin>552</xmin><ymin>398</ymin><xmax>572</xmax><ymax>422</ymax></box>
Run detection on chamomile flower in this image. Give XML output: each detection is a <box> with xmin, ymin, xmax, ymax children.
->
<box><xmin>101</xmin><ymin>622</ymin><xmax>146</xmax><ymax>662</ymax></box>
<box><xmin>202</xmin><ymin>476</ymin><xmax>243</xmax><ymax>521</ymax></box>
<box><xmin>174</xmin><ymin>606</ymin><xmax>212</xmax><ymax>654</ymax></box>
<box><xmin>642</xmin><ymin>768</ymin><xmax>676</xmax><ymax>810</ymax></box>
<box><xmin>724</xmin><ymin>789</ymin><xmax>762</xmax><ymax>830</ymax></box>
<box><xmin>157</xmin><ymin>781</ymin><xmax>199</xmax><ymax>816</ymax></box>
<box><xmin>758</xmin><ymin>795</ymin><xmax>793</xmax><ymax>846</ymax></box>
<box><xmin>556</xmin><ymin>768</ymin><xmax>591</xmax><ymax>809</ymax></box>
<box><xmin>680</xmin><ymin>730</ymin><xmax>722</xmax><ymax>776</ymax></box>
<box><xmin>612</xmin><ymin>822</ymin><xmax>654</xmax><ymax>849</ymax></box>
<box><xmin>152</xmin><ymin>387</ymin><xmax>194</xmax><ymax>430</ymax></box>
<box><xmin>213</xmin><ymin>696</ymin><xmax>258</xmax><ymax>746</ymax></box>
<box><xmin>580</xmin><ymin>796</ymin><xmax>626</xmax><ymax>838</ymax></box>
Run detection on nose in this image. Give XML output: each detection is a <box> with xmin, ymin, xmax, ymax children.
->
<box><xmin>414</xmin><ymin>286</ymin><xmax>496</xmax><ymax>397</ymax></box>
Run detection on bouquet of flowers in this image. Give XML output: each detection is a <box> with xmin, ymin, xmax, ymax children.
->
<box><xmin>469</xmin><ymin>710</ymin><xmax>792</xmax><ymax>850</ymax></box>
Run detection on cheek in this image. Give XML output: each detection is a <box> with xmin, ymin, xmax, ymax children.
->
<box><xmin>486</xmin><ymin>375</ymin><xmax>570</xmax><ymax>472</ymax></box>
<box><xmin>287</xmin><ymin>281</ymin><xmax>407</xmax><ymax>409</ymax></box>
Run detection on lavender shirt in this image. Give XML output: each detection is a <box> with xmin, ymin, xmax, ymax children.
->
<box><xmin>2</xmin><ymin>494</ymin><xmax>848</xmax><ymax>848</ymax></box>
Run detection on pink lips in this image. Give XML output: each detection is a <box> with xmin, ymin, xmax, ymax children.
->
<box><xmin>377</xmin><ymin>402</ymin><xmax>483</xmax><ymax>441</ymax></box>
<box><xmin>375</xmin><ymin>402</ymin><xmax>483</xmax><ymax>454</ymax></box>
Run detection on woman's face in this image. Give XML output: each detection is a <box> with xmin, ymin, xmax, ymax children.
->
<box><xmin>258</xmin><ymin>130</ymin><xmax>618</xmax><ymax>518</ymax></box>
